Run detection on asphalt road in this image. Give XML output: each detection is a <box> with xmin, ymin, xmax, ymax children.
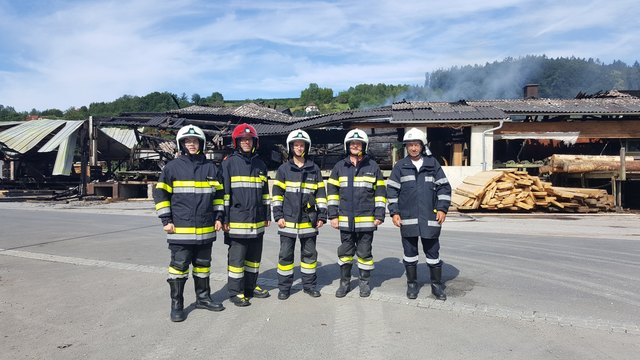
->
<box><xmin>1</xmin><ymin>201</ymin><xmax>639</xmax><ymax>359</ymax></box>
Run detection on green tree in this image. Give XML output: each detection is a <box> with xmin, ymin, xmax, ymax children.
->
<box><xmin>210</xmin><ymin>92</ymin><xmax>224</xmax><ymax>102</ymax></box>
<box><xmin>0</xmin><ymin>105</ymin><xmax>27</xmax><ymax>121</ymax></box>
<box><xmin>64</xmin><ymin>106</ymin><xmax>90</xmax><ymax>120</ymax></box>
<box><xmin>300</xmin><ymin>83</ymin><xmax>333</xmax><ymax>105</ymax></box>
<box><xmin>41</xmin><ymin>108</ymin><xmax>64</xmax><ymax>118</ymax></box>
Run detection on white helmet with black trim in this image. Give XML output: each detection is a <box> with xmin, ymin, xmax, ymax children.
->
<box><xmin>403</xmin><ymin>127</ymin><xmax>431</xmax><ymax>155</ymax></box>
<box><xmin>286</xmin><ymin>129</ymin><xmax>311</xmax><ymax>157</ymax></box>
<box><xmin>343</xmin><ymin>128</ymin><xmax>369</xmax><ymax>154</ymax></box>
<box><xmin>176</xmin><ymin>124</ymin><xmax>206</xmax><ymax>153</ymax></box>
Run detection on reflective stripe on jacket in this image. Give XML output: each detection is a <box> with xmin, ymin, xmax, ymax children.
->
<box><xmin>153</xmin><ymin>154</ymin><xmax>224</xmax><ymax>245</ymax></box>
<box><xmin>272</xmin><ymin>159</ymin><xmax>327</xmax><ymax>238</ymax></box>
<box><xmin>221</xmin><ymin>152</ymin><xmax>271</xmax><ymax>239</ymax></box>
<box><xmin>327</xmin><ymin>155</ymin><xmax>386</xmax><ymax>232</ymax></box>
<box><xmin>387</xmin><ymin>155</ymin><xmax>451</xmax><ymax>238</ymax></box>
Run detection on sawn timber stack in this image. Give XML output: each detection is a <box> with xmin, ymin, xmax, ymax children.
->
<box><xmin>451</xmin><ymin>169</ymin><xmax>614</xmax><ymax>212</ymax></box>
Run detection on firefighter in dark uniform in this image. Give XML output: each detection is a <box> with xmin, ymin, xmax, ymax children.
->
<box><xmin>327</xmin><ymin>129</ymin><xmax>387</xmax><ymax>298</ymax></box>
<box><xmin>387</xmin><ymin>127</ymin><xmax>451</xmax><ymax>300</ymax></box>
<box><xmin>272</xmin><ymin>129</ymin><xmax>327</xmax><ymax>300</ymax></box>
<box><xmin>154</xmin><ymin>124</ymin><xmax>225</xmax><ymax>322</ymax></box>
<box><xmin>221</xmin><ymin>123</ymin><xmax>271</xmax><ymax>307</ymax></box>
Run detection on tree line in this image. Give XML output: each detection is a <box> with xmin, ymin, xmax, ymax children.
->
<box><xmin>2</xmin><ymin>55</ymin><xmax>639</xmax><ymax>122</ymax></box>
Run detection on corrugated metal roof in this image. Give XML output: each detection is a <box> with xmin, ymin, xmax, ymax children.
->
<box><xmin>0</xmin><ymin>119</ymin><xmax>67</xmax><ymax>154</ymax></box>
<box><xmin>39</xmin><ymin>120</ymin><xmax>84</xmax><ymax>152</ymax></box>
<box><xmin>100</xmin><ymin>127</ymin><xmax>138</xmax><ymax>149</ymax></box>
<box><xmin>390</xmin><ymin>102</ymin><xmax>507</xmax><ymax>123</ymax></box>
<box><xmin>52</xmin><ymin>130</ymin><xmax>79</xmax><ymax>175</ymax></box>
<box><xmin>99</xmin><ymin>115</ymin><xmax>169</xmax><ymax>127</ymax></box>
<box><xmin>169</xmin><ymin>103</ymin><xmax>297</xmax><ymax>123</ymax></box>
<box><xmin>0</xmin><ymin>121</ymin><xmax>24</xmax><ymax>128</ymax></box>
<box><xmin>467</xmin><ymin>97</ymin><xmax>640</xmax><ymax>115</ymax></box>
<box><xmin>250</xmin><ymin>108</ymin><xmax>393</xmax><ymax>136</ymax></box>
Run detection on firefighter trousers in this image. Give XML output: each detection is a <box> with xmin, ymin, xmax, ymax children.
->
<box><xmin>337</xmin><ymin>231</ymin><xmax>374</xmax><ymax>270</ymax></box>
<box><xmin>227</xmin><ymin>236</ymin><xmax>264</xmax><ymax>297</ymax></box>
<box><xmin>277</xmin><ymin>235</ymin><xmax>318</xmax><ymax>291</ymax></box>
<box><xmin>168</xmin><ymin>243</ymin><xmax>213</xmax><ymax>279</ymax></box>
<box><xmin>401</xmin><ymin>236</ymin><xmax>441</xmax><ymax>266</ymax></box>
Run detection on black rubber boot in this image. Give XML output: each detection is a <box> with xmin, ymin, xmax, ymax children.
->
<box><xmin>303</xmin><ymin>288</ymin><xmax>321</xmax><ymax>297</ymax></box>
<box><xmin>251</xmin><ymin>285</ymin><xmax>271</xmax><ymax>298</ymax></box>
<box><xmin>278</xmin><ymin>290</ymin><xmax>290</xmax><ymax>300</ymax></box>
<box><xmin>429</xmin><ymin>265</ymin><xmax>447</xmax><ymax>301</ymax></box>
<box><xmin>405</xmin><ymin>265</ymin><xmax>419</xmax><ymax>300</ymax></box>
<box><xmin>358</xmin><ymin>269</ymin><xmax>371</xmax><ymax>298</ymax></box>
<box><xmin>194</xmin><ymin>276</ymin><xmax>225</xmax><ymax>312</ymax></box>
<box><xmin>244</xmin><ymin>272</ymin><xmax>270</xmax><ymax>299</ymax></box>
<box><xmin>335</xmin><ymin>264</ymin><xmax>352</xmax><ymax>298</ymax></box>
<box><xmin>229</xmin><ymin>294</ymin><xmax>251</xmax><ymax>307</ymax></box>
<box><xmin>167</xmin><ymin>278</ymin><xmax>187</xmax><ymax>322</ymax></box>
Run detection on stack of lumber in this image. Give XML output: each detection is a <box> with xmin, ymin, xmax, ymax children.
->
<box><xmin>452</xmin><ymin>169</ymin><xmax>614</xmax><ymax>212</ymax></box>
<box><xmin>539</xmin><ymin>154</ymin><xmax>640</xmax><ymax>174</ymax></box>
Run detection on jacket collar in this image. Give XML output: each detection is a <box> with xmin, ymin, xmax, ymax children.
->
<box><xmin>342</xmin><ymin>154</ymin><xmax>369</xmax><ymax>168</ymax></box>
<box><xmin>288</xmin><ymin>158</ymin><xmax>315</xmax><ymax>170</ymax></box>
<box><xmin>400</xmin><ymin>155</ymin><xmax>432</xmax><ymax>170</ymax></box>
<box><xmin>233</xmin><ymin>150</ymin><xmax>257</xmax><ymax>162</ymax></box>
<box><xmin>178</xmin><ymin>153</ymin><xmax>205</xmax><ymax>164</ymax></box>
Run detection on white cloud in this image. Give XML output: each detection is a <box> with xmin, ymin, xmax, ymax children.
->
<box><xmin>0</xmin><ymin>0</ymin><xmax>638</xmax><ymax>111</ymax></box>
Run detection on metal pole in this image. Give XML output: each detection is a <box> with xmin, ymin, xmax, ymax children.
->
<box><xmin>80</xmin><ymin>122</ymin><xmax>88</xmax><ymax>197</ymax></box>
<box><xmin>620</xmin><ymin>146</ymin><xmax>626</xmax><ymax>181</ymax></box>
<box><xmin>616</xmin><ymin>146</ymin><xmax>626</xmax><ymax>211</ymax></box>
<box><xmin>89</xmin><ymin>116</ymin><xmax>97</xmax><ymax>167</ymax></box>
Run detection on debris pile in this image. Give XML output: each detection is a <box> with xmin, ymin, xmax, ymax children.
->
<box><xmin>451</xmin><ymin>169</ymin><xmax>614</xmax><ymax>212</ymax></box>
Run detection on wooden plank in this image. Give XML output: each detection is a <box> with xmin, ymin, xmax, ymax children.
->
<box><xmin>454</xmin><ymin>183</ymin><xmax>484</xmax><ymax>198</ymax></box>
<box><xmin>561</xmin><ymin>202</ymin><xmax>580</xmax><ymax>208</ymax></box>
<box><xmin>496</xmin><ymin>182</ymin><xmax>515</xmax><ymax>190</ymax></box>
<box><xmin>515</xmin><ymin>201</ymin><xmax>534</xmax><ymax>210</ymax></box>
<box><xmin>452</xmin><ymin>143</ymin><xmax>463</xmax><ymax>166</ymax></box>
<box><xmin>501</xmin><ymin>195</ymin><xmax>517</xmax><ymax>206</ymax></box>
<box><xmin>495</xmin><ymin>190</ymin><xmax>513</xmax><ymax>198</ymax></box>
<box><xmin>515</xmin><ymin>179</ymin><xmax>534</xmax><ymax>186</ymax></box>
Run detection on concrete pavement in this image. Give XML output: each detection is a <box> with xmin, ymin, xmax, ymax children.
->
<box><xmin>1</xmin><ymin>200</ymin><xmax>639</xmax><ymax>359</ymax></box>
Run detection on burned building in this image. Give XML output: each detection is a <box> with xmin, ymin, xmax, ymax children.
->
<box><xmin>2</xmin><ymin>91</ymin><xmax>640</xmax><ymax>207</ymax></box>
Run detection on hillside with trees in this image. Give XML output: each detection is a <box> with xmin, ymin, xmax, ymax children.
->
<box><xmin>1</xmin><ymin>55</ymin><xmax>639</xmax><ymax>121</ymax></box>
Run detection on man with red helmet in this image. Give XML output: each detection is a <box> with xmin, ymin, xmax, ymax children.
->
<box><xmin>221</xmin><ymin>123</ymin><xmax>271</xmax><ymax>307</ymax></box>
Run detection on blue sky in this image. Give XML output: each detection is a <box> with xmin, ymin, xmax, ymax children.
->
<box><xmin>0</xmin><ymin>0</ymin><xmax>638</xmax><ymax>112</ymax></box>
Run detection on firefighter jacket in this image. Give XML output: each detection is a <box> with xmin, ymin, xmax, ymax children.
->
<box><xmin>386</xmin><ymin>155</ymin><xmax>452</xmax><ymax>239</ymax></box>
<box><xmin>272</xmin><ymin>159</ymin><xmax>328</xmax><ymax>238</ymax></box>
<box><xmin>154</xmin><ymin>153</ymin><xmax>224</xmax><ymax>245</ymax></box>
<box><xmin>221</xmin><ymin>151</ymin><xmax>271</xmax><ymax>239</ymax></box>
<box><xmin>327</xmin><ymin>155</ymin><xmax>386</xmax><ymax>232</ymax></box>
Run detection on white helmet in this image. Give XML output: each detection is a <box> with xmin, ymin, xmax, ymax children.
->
<box><xmin>403</xmin><ymin>127</ymin><xmax>431</xmax><ymax>155</ymax></box>
<box><xmin>343</xmin><ymin>128</ymin><xmax>369</xmax><ymax>154</ymax></box>
<box><xmin>176</xmin><ymin>124</ymin><xmax>206</xmax><ymax>153</ymax></box>
<box><xmin>286</xmin><ymin>129</ymin><xmax>311</xmax><ymax>157</ymax></box>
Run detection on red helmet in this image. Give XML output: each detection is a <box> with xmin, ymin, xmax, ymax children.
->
<box><xmin>231</xmin><ymin>123</ymin><xmax>259</xmax><ymax>150</ymax></box>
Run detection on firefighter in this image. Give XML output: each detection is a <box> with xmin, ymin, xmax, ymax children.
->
<box><xmin>272</xmin><ymin>129</ymin><xmax>327</xmax><ymax>300</ymax></box>
<box><xmin>221</xmin><ymin>123</ymin><xmax>271</xmax><ymax>307</ymax></box>
<box><xmin>327</xmin><ymin>128</ymin><xmax>386</xmax><ymax>298</ymax></box>
<box><xmin>154</xmin><ymin>124</ymin><xmax>225</xmax><ymax>322</ymax></box>
<box><xmin>386</xmin><ymin>127</ymin><xmax>451</xmax><ymax>300</ymax></box>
